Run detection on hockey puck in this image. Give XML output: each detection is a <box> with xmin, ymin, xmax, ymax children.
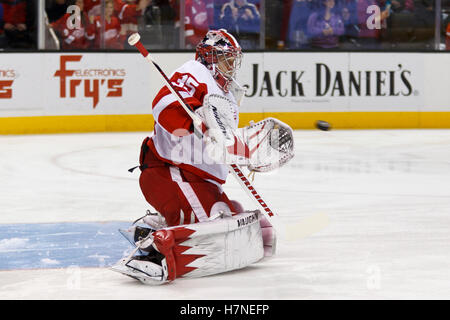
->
<box><xmin>316</xmin><ymin>120</ymin><xmax>331</xmax><ymax>131</ymax></box>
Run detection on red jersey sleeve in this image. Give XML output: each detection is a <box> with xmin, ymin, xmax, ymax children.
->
<box><xmin>51</xmin><ymin>13</ymin><xmax>69</xmax><ymax>34</ymax></box>
<box><xmin>118</xmin><ymin>4</ymin><xmax>142</xmax><ymax>24</ymax></box>
<box><xmin>152</xmin><ymin>72</ymin><xmax>208</xmax><ymax>136</ymax></box>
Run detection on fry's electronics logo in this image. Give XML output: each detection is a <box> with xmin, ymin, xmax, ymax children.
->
<box><xmin>0</xmin><ymin>70</ymin><xmax>16</xmax><ymax>99</ymax></box>
<box><xmin>54</xmin><ymin>55</ymin><xmax>125</xmax><ymax>108</ymax></box>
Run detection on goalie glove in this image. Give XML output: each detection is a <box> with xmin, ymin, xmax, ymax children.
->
<box><xmin>194</xmin><ymin>94</ymin><xmax>294</xmax><ymax>171</ymax></box>
<box><xmin>238</xmin><ymin>118</ymin><xmax>295</xmax><ymax>172</ymax></box>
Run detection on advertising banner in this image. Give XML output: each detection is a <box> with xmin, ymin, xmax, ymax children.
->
<box><xmin>236</xmin><ymin>52</ymin><xmax>426</xmax><ymax>113</ymax></box>
<box><xmin>0</xmin><ymin>53</ymin><xmax>154</xmax><ymax>117</ymax></box>
<box><xmin>0</xmin><ymin>52</ymin><xmax>449</xmax><ymax>133</ymax></box>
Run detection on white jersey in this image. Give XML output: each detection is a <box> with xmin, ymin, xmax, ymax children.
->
<box><xmin>149</xmin><ymin>60</ymin><xmax>239</xmax><ymax>184</ymax></box>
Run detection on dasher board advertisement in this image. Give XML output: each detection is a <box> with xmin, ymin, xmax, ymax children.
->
<box><xmin>236</xmin><ymin>52</ymin><xmax>430</xmax><ymax>113</ymax></box>
<box><xmin>0</xmin><ymin>53</ymin><xmax>154</xmax><ymax>117</ymax></box>
<box><xmin>1</xmin><ymin>52</ymin><xmax>449</xmax><ymax>117</ymax></box>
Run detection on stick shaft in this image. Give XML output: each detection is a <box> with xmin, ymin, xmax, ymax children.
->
<box><xmin>133</xmin><ymin>40</ymin><xmax>203</xmax><ymax>131</ymax></box>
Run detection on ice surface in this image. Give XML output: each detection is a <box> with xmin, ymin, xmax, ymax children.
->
<box><xmin>0</xmin><ymin>130</ymin><xmax>449</xmax><ymax>299</ymax></box>
<box><xmin>0</xmin><ymin>222</ymin><xmax>132</xmax><ymax>270</ymax></box>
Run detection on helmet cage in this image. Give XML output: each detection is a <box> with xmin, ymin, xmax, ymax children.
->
<box><xmin>196</xmin><ymin>30</ymin><xmax>242</xmax><ymax>92</ymax></box>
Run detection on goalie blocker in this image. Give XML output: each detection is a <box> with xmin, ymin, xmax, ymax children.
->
<box><xmin>111</xmin><ymin>210</ymin><xmax>275</xmax><ymax>285</ymax></box>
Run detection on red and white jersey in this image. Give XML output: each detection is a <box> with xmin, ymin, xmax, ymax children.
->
<box><xmin>117</xmin><ymin>2</ymin><xmax>142</xmax><ymax>24</ymax></box>
<box><xmin>84</xmin><ymin>0</ymin><xmax>101</xmax><ymax>16</ymax></box>
<box><xmin>2</xmin><ymin>0</ymin><xmax>27</xmax><ymax>25</ymax></box>
<box><xmin>93</xmin><ymin>16</ymin><xmax>125</xmax><ymax>49</ymax></box>
<box><xmin>115</xmin><ymin>1</ymin><xmax>143</xmax><ymax>36</ymax></box>
<box><xmin>149</xmin><ymin>60</ymin><xmax>239</xmax><ymax>185</ymax></box>
<box><xmin>51</xmin><ymin>13</ymin><xmax>95</xmax><ymax>50</ymax></box>
<box><xmin>184</xmin><ymin>0</ymin><xmax>214</xmax><ymax>46</ymax></box>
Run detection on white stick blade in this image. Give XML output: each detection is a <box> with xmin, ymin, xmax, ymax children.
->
<box><xmin>285</xmin><ymin>212</ymin><xmax>330</xmax><ymax>241</ymax></box>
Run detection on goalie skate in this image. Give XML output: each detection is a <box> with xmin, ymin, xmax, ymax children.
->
<box><xmin>111</xmin><ymin>253</ymin><xmax>169</xmax><ymax>285</ymax></box>
<box><xmin>119</xmin><ymin>210</ymin><xmax>168</xmax><ymax>250</ymax></box>
<box><xmin>119</xmin><ymin>226</ymin><xmax>153</xmax><ymax>250</ymax></box>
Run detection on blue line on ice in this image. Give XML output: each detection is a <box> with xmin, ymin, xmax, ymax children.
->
<box><xmin>0</xmin><ymin>222</ymin><xmax>133</xmax><ymax>270</ymax></box>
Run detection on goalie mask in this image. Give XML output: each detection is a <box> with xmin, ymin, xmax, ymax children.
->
<box><xmin>196</xmin><ymin>29</ymin><xmax>242</xmax><ymax>93</ymax></box>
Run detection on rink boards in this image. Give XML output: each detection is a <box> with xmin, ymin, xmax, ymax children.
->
<box><xmin>0</xmin><ymin>52</ymin><xmax>449</xmax><ymax>134</ymax></box>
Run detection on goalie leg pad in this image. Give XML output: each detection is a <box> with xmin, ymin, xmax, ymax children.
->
<box><xmin>112</xmin><ymin>211</ymin><xmax>267</xmax><ymax>284</ymax></box>
<box><xmin>164</xmin><ymin>210</ymin><xmax>265</xmax><ymax>279</ymax></box>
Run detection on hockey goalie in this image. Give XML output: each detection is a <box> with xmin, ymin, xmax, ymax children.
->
<box><xmin>112</xmin><ymin>29</ymin><xmax>294</xmax><ymax>284</ymax></box>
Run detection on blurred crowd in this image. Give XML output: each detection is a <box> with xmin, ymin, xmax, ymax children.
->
<box><xmin>280</xmin><ymin>0</ymin><xmax>450</xmax><ymax>49</ymax></box>
<box><xmin>0</xmin><ymin>0</ymin><xmax>448</xmax><ymax>50</ymax></box>
<box><xmin>48</xmin><ymin>0</ymin><xmax>152</xmax><ymax>50</ymax></box>
<box><xmin>42</xmin><ymin>0</ymin><xmax>262</xmax><ymax>50</ymax></box>
<box><xmin>0</xmin><ymin>0</ymin><xmax>35</xmax><ymax>48</ymax></box>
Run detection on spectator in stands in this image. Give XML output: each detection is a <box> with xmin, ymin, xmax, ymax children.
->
<box><xmin>307</xmin><ymin>0</ymin><xmax>344</xmax><ymax>49</ymax></box>
<box><xmin>116</xmin><ymin>0</ymin><xmax>150</xmax><ymax>39</ymax></box>
<box><xmin>390</xmin><ymin>0</ymin><xmax>415</xmax><ymax>13</ymax></box>
<box><xmin>219</xmin><ymin>0</ymin><xmax>261</xmax><ymax>49</ymax></box>
<box><xmin>92</xmin><ymin>0</ymin><xmax>126</xmax><ymax>49</ymax></box>
<box><xmin>184</xmin><ymin>0</ymin><xmax>214</xmax><ymax>48</ymax></box>
<box><xmin>211</xmin><ymin>0</ymin><xmax>228</xmax><ymax>29</ymax></box>
<box><xmin>84</xmin><ymin>0</ymin><xmax>101</xmax><ymax>17</ymax></box>
<box><xmin>356</xmin><ymin>0</ymin><xmax>389</xmax><ymax>49</ymax></box>
<box><xmin>46</xmin><ymin>0</ymin><xmax>68</xmax><ymax>23</ymax></box>
<box><xmin>114</xmin><ymin>0</ymin><xmax>123</xmax><ymax>12</ymax></box>
<box><xmin>264</xmin><ymin>0</ymin><xmax>288</xmax><ymax>49</ymax></box>
<box><xmin>142</xmin><ymin>0</ymin><xmax>177</xmax><ymax>49</ymax></box>
<box><xmin>337</xmin><ymin>0</ymin><xmax>360</xmax><ymax>48</ymax></box>
<box><xmin>287</xmin><ymin>0</ymin><xmax>314</xmax><ymax>49</ymax></box>
<box><xmin>413</xmin><ymin>0</ymin><xmax>435</xmax><ymax>29</ymax></box>
<box><xmin>166</xmin><ymin>0</ymin><xmax>213</xmax><ymax>48</ymax></box>
<box><xmin>383</xmin><ymin>0</ymin><xmax>416</xmax><ymax>47</ymax></box>
<box><xmin>143</xmin><ymin>0</ymin><xmax>176</xmax><ymax>28</ymax></box>
<box><xmin>2</xmin><ymin>0</ymin><xmax>33</xmax><ymax>48</ymax></box>
<box><xmin>51</xmin><ymin>0</ymin><xmax>95</xmax><ymax>50</ymax></box>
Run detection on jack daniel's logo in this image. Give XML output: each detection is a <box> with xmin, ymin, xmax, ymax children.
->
<box><xmin>244</xmin><ymin>63</ymin><xmax>414</xmax><ymax>98</ymax></box>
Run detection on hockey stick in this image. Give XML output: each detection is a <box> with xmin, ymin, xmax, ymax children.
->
<box><xmin>128</xmin><ymin>33</ymin><xmax>285</xmax><ymax>236</ymax></box>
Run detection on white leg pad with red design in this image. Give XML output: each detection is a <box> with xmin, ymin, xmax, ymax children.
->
<box><xmin>112</xmin><ymin>210</ymin><xmax>269</xmax><ymax>285</ymax></box>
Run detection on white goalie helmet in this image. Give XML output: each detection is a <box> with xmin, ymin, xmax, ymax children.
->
<box><xmin>195</xmin><ymin>29</ymin><xmax>242</xmax><ymax>93</ymax></box>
